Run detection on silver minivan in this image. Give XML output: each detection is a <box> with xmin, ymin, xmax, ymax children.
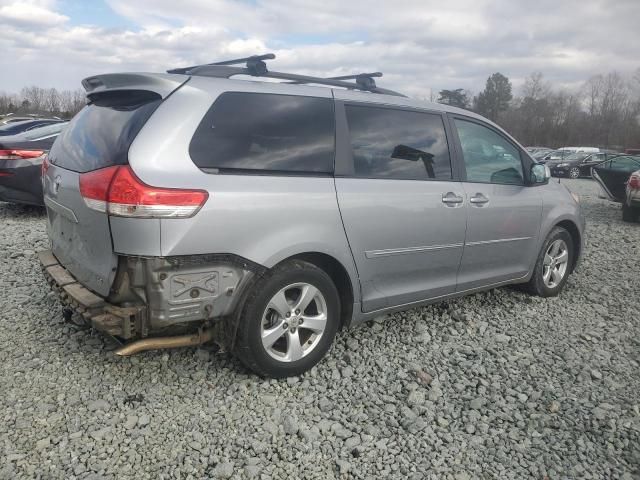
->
<box><xmin>40</xmin><ymin>55</ymin><xmax>585</xmax><ymax>377</ymax></box>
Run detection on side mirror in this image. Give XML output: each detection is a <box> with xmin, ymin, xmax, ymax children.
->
<box><xmin>531</xmin><ymin>163</ymin><xmax>550</xmax><ymax>184</ymax></box>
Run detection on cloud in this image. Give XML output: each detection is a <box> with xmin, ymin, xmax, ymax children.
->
<box><xmin>0</xmin><ymin>0</ymin><xmax>638</xmax><ymax>97</ymax></box>
<box><xmin>0</xmin><ymin>1</ymin><xmax>68</xmax><ymax>28</ymax></box>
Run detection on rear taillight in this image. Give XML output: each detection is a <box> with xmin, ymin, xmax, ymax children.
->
<box><xmin>0</xmin><ymin>149</ymin><xmax>45</xmax><ymax>160</ymax></box>
<box><xmin>628</xmin><ymin>173</ymin><xmax>640</xmax><ymax>190</ymax></box>
<box><xmin>79</xmin><ymin>165</ymin><xmax>208</xmax><ymax>218</ymax></box>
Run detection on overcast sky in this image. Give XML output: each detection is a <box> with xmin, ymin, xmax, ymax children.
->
<box><xmin>1</xmin><ymin>0</ymin><xmax>639</xmax><ymax>97</ymax></box>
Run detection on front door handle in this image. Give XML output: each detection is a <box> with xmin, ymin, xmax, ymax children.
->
<box><xmin>442</xmin><ymin>192</ymin><xmax>464</xmax><ymax>206</ymax></box>
<box><xmin>469</xmin><ymin>193</ymin><xmax>490</xmax><ymax>206</ymax></box>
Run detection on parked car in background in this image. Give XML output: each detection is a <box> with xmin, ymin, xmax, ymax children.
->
<box><xmin>592</xmin><ymin>155</ymin><xmax>640</xmax><ymax>221</ymax></box>
<box><xmin>39</xmin><ymin>55</ymin><xmax>585</xmax><ymax>377</ymax></box>
<box><xmin>540</xmin><ymin>149</ymin><xmax>574</xmax><ymax>164</ymax></box>
<box><xmin>1</xmin><ymin>116</ymin><xmax>35</xmax><ymax>125</ymax></box>
<box><xmin>530</xmin><ymin>148</ymin><xmax>554</xmax><ymax>161</ymax></box>
<box><xmin>540</xmin><ymin>147</ymin><xmax>601</xmax><ymax>164</ymax></box>
<box><xmin>0</xmin><ymin>122</ymin><xmax>68</xmax><ymax>206</ymax></box>
<box><xmin>0</xmin><ymin>119</ymin><xmax>64</xmax><ymax>136</ymax></box>
<box><xmin>526</xmin><ymin>146</ymin><xmax>552</xmax><ymax>154</ymax></box>
<box><xmin>1</xmin><ymin>114</ymin><xmax>61</xmax><ymax>124</ymax></box>
<box><xmin>548</xmin><ymin>151</ymin><xmax>615</xmax><ymax>178</ymax></box>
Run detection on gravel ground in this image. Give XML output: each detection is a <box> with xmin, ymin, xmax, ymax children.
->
<box><xmin>0</xmin><ymin>178</ymin><xmax>638</xmax><ymax>480</ymax></box>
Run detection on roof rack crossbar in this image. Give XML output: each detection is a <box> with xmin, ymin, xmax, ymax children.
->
<box><xmin>327</xmin><ymin>72</ymin><xmax>383</xmax><ymax>80</ymax></box>
<box><xmin>167</xmin><ymin>53</ymin><xmax>275</xmax><ymax>76</ymax></box>
<box><xmin>167</xmin><ymin>54</ymin><xmax>405</xmax><ymax>97</ymax></box>
<box><xmin>289</xmin><ymin>72</ymin><xmax>383</xmax><ymax>90</ymax></box>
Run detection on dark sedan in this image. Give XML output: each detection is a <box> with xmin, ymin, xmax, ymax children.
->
<box><xmin>548</xmin><ymin>152</ymin><xmax>615</xmax><ymax>178</ymax></box>
<box><xmin>0</xmin><ymin>122</ymin><xmax>67</xmax><ymax>206</ymax></box>
<box><xmin>0</xmin><ymin>119</ymin><xmax>64</xmax><ymax>137</ymax></box>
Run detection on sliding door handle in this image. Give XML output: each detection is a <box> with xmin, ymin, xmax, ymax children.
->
<box><xmin>469</xmin><ymin>193</ymin><xmax>490</xmax><ymax>205</ymax></box>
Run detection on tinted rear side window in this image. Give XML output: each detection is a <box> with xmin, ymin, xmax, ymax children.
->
<box><xmin>49</xmin><ymin>90</ymin><xmax>161</xmax><ymax>173</ymax></box>
<box><xmin>344</xmin><ymin>105</ymin><xmax>452</xmax><ymax>180</ymax></box>
<box><xmin>190</xmin><ymin>92</ymin><xmax>335</xmax><ymax>174</ymax></box>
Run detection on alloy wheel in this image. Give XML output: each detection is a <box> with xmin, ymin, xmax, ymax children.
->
<box><xmin>569</xmin><ymin>168</ymin><xmax>580</xmax><ymax>179</ymax></box>
<box><xmin>542</xmin><ymin>239</ymin><xmax>569</xmax><ymax>289</ymax></box>
<box><xmin>260</xmin><ymin>283</ymin><xmax>328</xmax><ymax>362</ymax></box>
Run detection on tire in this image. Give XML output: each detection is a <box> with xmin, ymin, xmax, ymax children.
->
<box><xmin>622</xmin><ymin>203</ymin><xmax>639</xmax><ymax>223</ymax></box>
<box><xmin>569</xmin><ymin>167</ymin><xmax>580</xmax><ymax>179</ymax></box>
<box><xmin>234</xmin><ymin>260</ymin><xmax>340</xmax><ymax>378</ymax></box>
<box><xmin>524</xmin><ymin>227</ymin><xmax>574</xmax><ymax>297</ymax></box>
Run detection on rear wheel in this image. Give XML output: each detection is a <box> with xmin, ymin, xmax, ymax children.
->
<box><xmin>622</xmin><ymin>202</ymin><xmax>639</xmax><ymax>222</ymax></box>
<box><xmin>524</xmin><ymin>227</ymin><xmax>573</xmax><ymax>297</ymax></box>
<box><xmin>569</xmin><ymin>167</ymin><xmax>580</xmax><ymax>179</ymax></box>
<box><xmin>234</xmin><ymin>260</ymin><xmax>340</xmax><ymax>378</ymax></box>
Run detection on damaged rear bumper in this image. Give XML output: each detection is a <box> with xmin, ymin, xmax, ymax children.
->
<box><xmin>39</xmin><ymin>250</ymin><xmax>259</xmax><ymax>340</ymax></box>
<box><xmin>39</xmin><ymin>250</ymin><xmax>144</xmax><ymax>339</ymax></box>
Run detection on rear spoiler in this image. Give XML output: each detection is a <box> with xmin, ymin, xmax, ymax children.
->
<box><xmin>81</xmin><ymin>73</ymin><xmax>190</xmax><ymax>99</ymax></box>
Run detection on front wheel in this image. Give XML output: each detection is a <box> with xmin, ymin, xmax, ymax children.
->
<box><xmin>234</xmin><ymin>260</ymin><xmax>340</xmax><ymax>378</ymax></box>
<box><xmin>524</xmin><ymin>227</ymin><xmax>574</xmax><ymax>297</ymax></box>
<box><xmin>569</xmin><ymin>167</ymin><xmax>580</xmax><ymax>179</ymax></box>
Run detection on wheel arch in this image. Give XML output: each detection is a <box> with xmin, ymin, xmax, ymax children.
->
<box><xmin>554</xmin><ymin>219</ymin><xmax>582</xmax><ymax>272</ymax></box>
<box><xmin>274</xmin><ymin>252</ymin><xmax>356</xmax><ymax>329</ymax></box>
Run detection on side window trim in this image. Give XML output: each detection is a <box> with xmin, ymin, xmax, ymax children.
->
<box><xmin>337</xmin><ymin>101</ymin><xmax>456</xmax><ymax>182</ymax></box>
<box><xmin>447</xmin><ymin>113</ymin><xmax>531</xmax><ymax>185</ymax></box>
<box><xmin>334</xmin><ymin>100</ymin><xmax>354</xmax><ymax>177</ymax></box>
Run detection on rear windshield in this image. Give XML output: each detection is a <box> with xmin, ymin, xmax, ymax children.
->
<box><xmin>189</xmin><ymin>92</ymin><xmax>335</xmax><ymax>174</ymax></box>
<box><xmin>49</xmin><ymin>90</ymin><xmax>161</xmax><ymax>173</ymax></box>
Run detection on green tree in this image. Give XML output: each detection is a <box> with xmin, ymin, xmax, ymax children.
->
<box><xmin>474</xmin><ymin>73</ymin><xmax>513</xmax><ymax>122</ymax></box>
<box><xmin>437</xmin><ymin>88</ymin><xmax>470</xmax><ymax>109</ymax></box>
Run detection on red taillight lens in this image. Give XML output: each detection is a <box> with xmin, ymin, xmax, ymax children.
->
<box><xmin>0</xmin><ymin>149</ymin><xmax>45</xmax><ymax>160</ymax></box>
<box><xmin>79</xmin><ymin>165</ymin><xmax>208</xmax><ymax>218</ymax></box>
<box><xmin>79</xmin><ymin>165</ymin><xmax>119</xmax><ymax>213</ymax></box>
<box><xmin>628</xmin><ymin>173</ymin><xmax>640</xmax><ymax>189</ymax></box>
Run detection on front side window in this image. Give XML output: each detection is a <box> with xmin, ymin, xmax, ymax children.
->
<box><xmin>345</xmin><ymin>105</ymin><xmax>452</xmax><ymax>180</ymax></box>
<box><xmin>190</xmin><ymin>92</ymin><xmax>335</xmax><ymax>174</ymax></box>
<box><xmin>454</xmin><ymin>119</ymin><xmax>524</xmax><ymax>185</ymax></box>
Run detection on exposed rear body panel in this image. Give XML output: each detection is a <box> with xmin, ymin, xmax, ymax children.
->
<box><xmin>43</xmin><ymin>163</ymin><xmax>117</xmax><ymax>296</ymax></box>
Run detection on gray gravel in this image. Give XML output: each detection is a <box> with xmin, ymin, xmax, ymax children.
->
<box><xmin>1</xmin><ymin>179</ymin><xmax>639</xmax><ymax>479</ymax></box>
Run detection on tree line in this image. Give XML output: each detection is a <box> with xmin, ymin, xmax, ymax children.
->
<box><xmin>437</xmin><ymin>70</ymin><xmax>640</xmax><ymax>150</ymax></box>
<box><xmin>3</xmin><ymin>72</ymin><xmax>640</xmax><ymax>150</ymax></box>
<box><xmin>0</xmin><ymin>86</ymin><xmax>86</xmax><ymax>119</ymax></box>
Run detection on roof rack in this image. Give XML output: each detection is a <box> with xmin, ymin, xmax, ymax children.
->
<box><xmin>167</xmin><ymin>54</ymin><xmax>405</xmax><ymax>97</ymax></box>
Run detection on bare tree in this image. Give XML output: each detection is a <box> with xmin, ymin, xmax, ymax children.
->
<box><xmin>44</xmin><ymin>88</ymin><xmax>60</xmax><ymax>114</ymax></box>
<box><xmin>20</xmin><ymin>86</ymin><xmax>46</xmax><ymax>113</ymax></box>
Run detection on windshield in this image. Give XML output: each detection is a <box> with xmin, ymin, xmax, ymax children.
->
<box><xmin>49</xmin><ymin>90</ymin><xmax>161</xmax><ymax>173</ymax></box>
